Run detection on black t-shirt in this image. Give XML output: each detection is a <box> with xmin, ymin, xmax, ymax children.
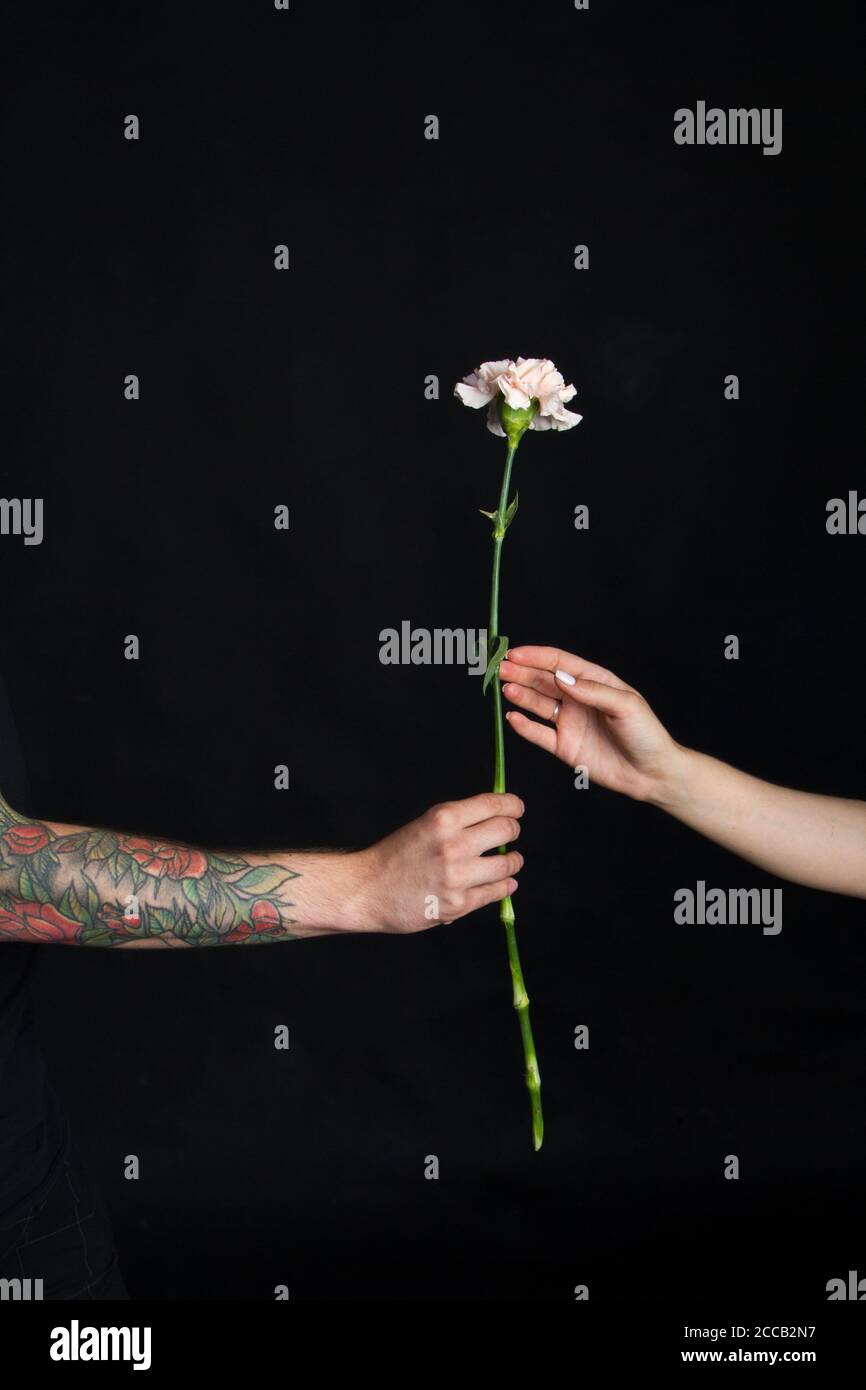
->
<box><xmin>0</xmin><ymin>674</ymin><xmax>67</xmax><ymax>1223</ymax></box>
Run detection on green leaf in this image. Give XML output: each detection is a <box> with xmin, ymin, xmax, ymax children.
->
<box><xmin>80</xmin><ymin>929</ymin><xmax>114</xmax><ymax>948</ymax></box>
<box><xmin>232</xmin><ymin>865</ymin><xmax>296</xmax><ymax>897</ymax></box>
<box><xmin>106</xmin><ymin>851</ymin><xmax>129</xmax><ymax>885</ymax></box>
<box><xmin>226</xmin><ymin>889</ymin><xmax>251</xmax><ymax>930</ymax></box>
<box><xmin>59</xmin><ymin>885</ymin><xmax>90</xmax><ymax>925</ymax></box>
<box><xmin>86</xmin><ymin>831</ymin><xmax>116</xmax><ymax>861</ymax></box>
<box><xmin>207</xmin><ymin>854</ymin><xmax>247</xmax><ymax>875</ymax></box>
<box><xmin>478</xmin><ymin>508</ymin><xmax>497</xmax><ymax>521</ymax></box>
<box><xmin>181</xmin><ymin>877</ymin><xmax>203</xmax><ymax>910</ymax></box>
<box><xmin>482</xmin><ymin>634</ymin><xmax>509</xmax><ymax>694</ymax></box>
<box><xmin>503</xmin><ymin>492</ymin><xmax>519</xmax><ymax>529</ymax></box>
<box><xmin>174</xmin><ymin>909</ymin><xmax>193</xmax><ymax>940</ymax></box>
<box><xmin>54</xmin><ymin>831</ymin><xmax>88</xmax><ymax>854</ymax></box>
<box><xmin>146</xmin><ymin>904</ymin><xmax>175</xmax><ymax>935</ymax></box>
<box><xmin>29</xmin><ymin>848</ymin><xmax>55</xmax><ymax>883</ymax></box>
<box><xmin>24</xmin><ymin>868</ymin><xmax>52</xmax><ymax>905</ymax></box>
<box><xmin>210</xmin><ymin>880</ymin><xmax>235</xmax><ymax>930</ymax></box>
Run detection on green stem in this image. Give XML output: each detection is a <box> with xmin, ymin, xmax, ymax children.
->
<box><xmin>488</xmin><ymin>442</ymin><xmax>544</xmax><ymax>1151</ymax></box>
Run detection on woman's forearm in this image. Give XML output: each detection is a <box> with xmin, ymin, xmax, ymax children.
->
<box><xmin>500</xmin><ymin>645</ymin><xmax>866</xmax><ymax>901</ymax></box>
<box><xmin>649</xmin><ymin>748</ymin><xmax>866</xmax><ymax>899</ymax></box>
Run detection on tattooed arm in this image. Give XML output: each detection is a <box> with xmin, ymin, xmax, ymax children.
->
<box><xmin>0</xmin><ymin>789</ymin><xmax>524</xmax><ymax>947</ymax></box>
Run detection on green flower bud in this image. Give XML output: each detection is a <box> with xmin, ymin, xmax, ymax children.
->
<box><xmin>498</xmin><ymin>394</ymin><xmax>539</xmax><ymax>447</ymax></box>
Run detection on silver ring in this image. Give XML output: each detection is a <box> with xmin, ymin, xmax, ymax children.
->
<box><xmin>551</xmin><ymin>701</ymin><xmax>561</xmax><ymax>722</ymax></box>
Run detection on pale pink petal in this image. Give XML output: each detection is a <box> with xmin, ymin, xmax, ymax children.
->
<box><xmin>477</xmin><ymin>359</ymin><xmax>514</xmax><ymax>386</ymax></box>
<box><xmin>455</xmin><ymin>379</ymin><xmax>494</xmax><ymax>409</ymax></box>
<box><xmin>485</xmin><ymin>399</ymin><xmax>506</xmax><ymax>436</ymax></box>
<box><xmin>550</xmin><ymin>406</ymin><xmax>583</xmax><ymax>430</ymax></box>
<box><xmin>497</xmin><ymin>373</ymin><xmax>533</xmax><ymax>409</ymax></box>
<box><xmin>536</xmin><ymin>368</ymin><xmax>565</xmax><ymax>397</ymax></box>
<box><xmin>514</xmin><ymin>357</ymin><xmax>546</xmax><ymax>385</ymax></box>
<box><xmin>537</xmin><ymin>394</ymin><xmax>575</xmax><ymax>418</ymax></box>
<box><xmin>456</xmin><ymin>356</ymin><xmax>581</xmax><ymax>434</ymax></box>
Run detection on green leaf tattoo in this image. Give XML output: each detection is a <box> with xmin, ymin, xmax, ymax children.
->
<box><xmin>0</xmin><ymin>791</ymin><xmax>300</xmax><ymax>948</ymax></box>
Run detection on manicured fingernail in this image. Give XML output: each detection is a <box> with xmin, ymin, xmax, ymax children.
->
<box><xmin>555</xmin><ymin>669</ymin><xmax>576</xmax><ymax>685</ymax></box>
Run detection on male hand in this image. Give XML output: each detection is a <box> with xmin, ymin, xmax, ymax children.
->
<box><xmin>350</xmin><ymin>792</ymin><xmax>524</xmax><ymax>933</ymax></box>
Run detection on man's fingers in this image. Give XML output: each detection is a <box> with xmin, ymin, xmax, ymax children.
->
<box><xmin>436</xmin><ymin>791</ymin><xmax>525</xmax><ymax>829</ymax></box>
<box><xmin>468</xmin><ymin>849</ymin><xmax>524</xmax><ymax>887</ymax></box>
<box><xmin>501</xmin><ymin>678</ymin><xmax>560</xmax><ymax>723</ymax></box>
<box><xmin>463</xmin><ymin>877</ymin><xmax>519</xmax><ymax>916</ymax></box>
<box><xmin>507</xmin><ymin>645</ymin><xmax>630</xmax><ymax>691</ymax></box>
<box><xmin>504</xmin><ymin>709</ymin><xmax>557</xmax><ymax>754</ymax></box>
<box><xmin>463</xmin><ymin>816</ymin><xmax>522</xmax><ymax>857</ymax></box>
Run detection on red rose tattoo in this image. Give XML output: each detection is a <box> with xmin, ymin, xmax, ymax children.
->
<box><xmin>3</xmin><ymin>823</ymin><xmax>50</xmax><ymax>855</ymax></box>
<box><xmin>250</xmin><ymin>899</ymin><xmax>283</xmax><ymax>932</ymax></box>
<box><xmin>120</xmin><ymin>837</ymin><xmax>209</xmax><ymax>880</ymax></box>
<box><xmin>0</xmin><ymin>793</ymin><xmax>297</xmax><ymax>947</ymax></box>
<box><xmin>0</xmin><ymin>897</ymin><xmax>82</xmax><ymax>943</ymax></box>
<box><xmin>225</xmin><ymin>900</ymin><xmax>285</xmax><ymax>943</ymax></box>
<box><xmin>98</xmin><ymin>903</ymin><xmax>141</xmax><ymax>934</ymax></box>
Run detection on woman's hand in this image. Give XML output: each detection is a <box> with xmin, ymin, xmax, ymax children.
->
<box><xmin>500</xmin><ymin>645</ymin><xmax>683</xmax><ymax>802</ymax></box>
<box><xmin>500</xmin><ymin>644</ymin><xmax>866</xmax><ymax>899</ymax></box>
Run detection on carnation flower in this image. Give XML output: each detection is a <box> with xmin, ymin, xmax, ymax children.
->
<box><xmin>455</xmin><ymin>356</ymin><xmax>582</xmax><ymax>437</ymax></box>
<box><xmin>453</xmin><ymin>351</ymin><xmax>582</xmax><ymax>1151</ymax></box>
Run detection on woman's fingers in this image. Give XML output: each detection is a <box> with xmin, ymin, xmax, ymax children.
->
<box><xmin>556</xmin><ymin>673</ymin><xmax>637</xmax><ymax>718</ymax></box>
<box><xmin>507</xmin><ymin>645</ymin><xmax>631</xmax><ymax>691</ymax></box>
<box><xmin>501</xmin><ymin>677</ymin><xmax>560</xmax><ymax>723</ymax></box>
<box><xmin>499</xmin><ymin>658</ymin><xmax>560</xmax><ymax>699</ymax></box>
<box><xmin>504</xmin><ymin>709</ymin><xmax>558</xmax><ymax>754</ymax></box>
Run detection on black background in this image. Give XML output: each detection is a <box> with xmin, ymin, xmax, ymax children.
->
<box><xmin>1</xmin><ymin>0</ymin><xmax>863</xmax><ymax>1304</ymax></box>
